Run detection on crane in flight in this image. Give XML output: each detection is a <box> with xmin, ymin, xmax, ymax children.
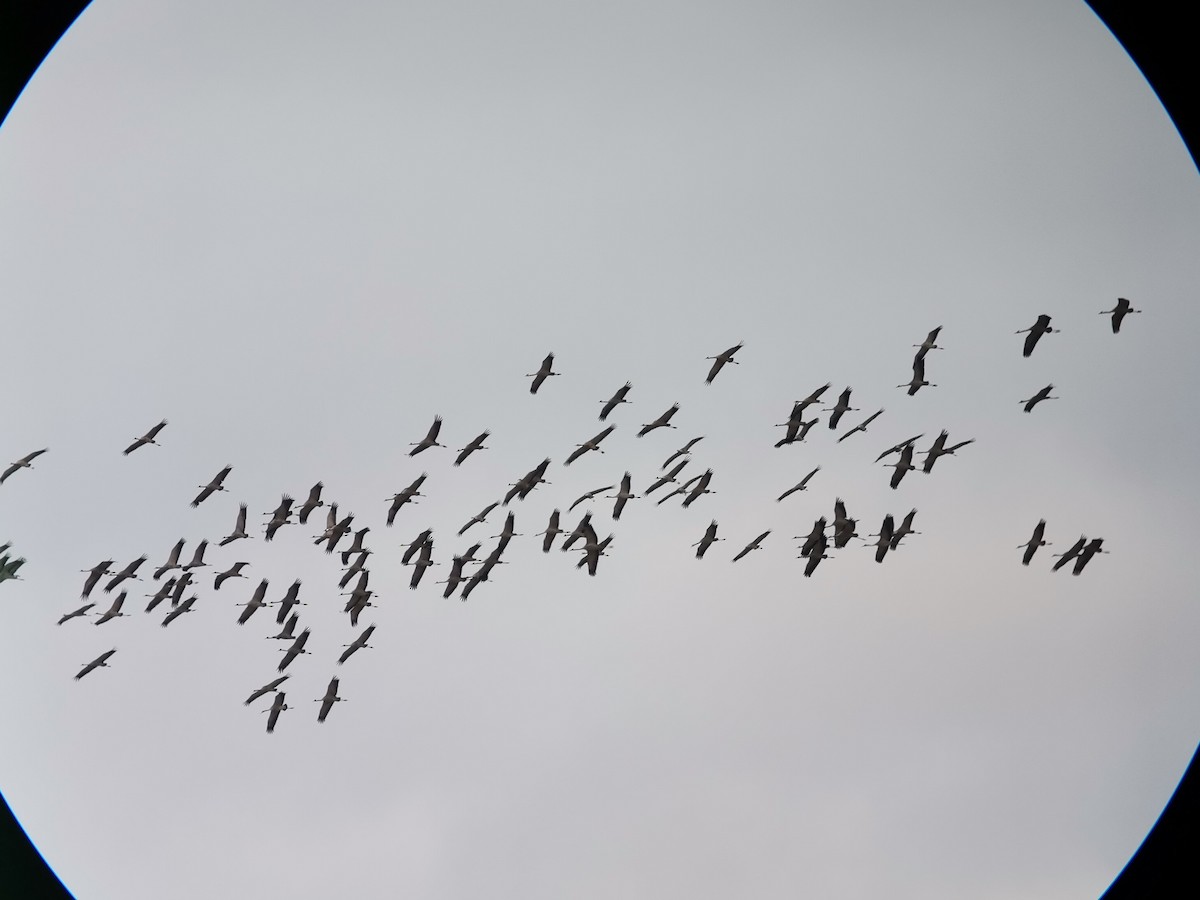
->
<box><xmin>123</xmin><ymin>420</ymin><xmax>167</xmax><ymax>455</ymax></box>
<box><xmin>681</xmin><ymin>469</ymin><xmax>714</xmax><ymax>508</ymax></box>
<box><xmin>409</xmin><ymin>416</ymin><xmax>444</xmax><ymax>456</ymax></box>
<box><xmin>537</xmin><ymin>510</ymin><xmax>562</xmax><ymax>552</ymax></box>
<box><xmin>161</xmin><ymin>596</ymin><xmax>196</xmax><ymax>627</ymax></box>
<box><xmin>912</xmin><ymin>327</ymin><xmax>942</xmax><ymax>362</ymax></box>
<box><xmin>214</xmin><ymin>561</ymin><xmax>249</xmax><ymax>591</ymax></box>
<box><xmin>182</xmin><ymin>540</ymin><xmax>210</xmax><ymax>571</ymax></box>
<box><xmin>219</xmin><ymin>504</ymin><xmax>251</xmax><ymax>547</ymax></box>
<box><xmin>662</xmin><ymin>436</ymin><xmax>703</xmax><ymax>470</ymax></box>
<box><xmin>1100</xmin><ymin>298</ymin><xmax>1141</xmax><ymax>333</ymax></box>
<box><xmin>875</xmin><ymin>434</ymin><xmax>923</xmax><ymax>464</ymax></box>
<box><xmin>459</xmin><ymin>502</ymin><xmax>499</xmax><ymax>536</ymax></box>
<box><xmin>638</xmin><ymin>403</ymin><xmax>680</xmax><ymax>437</ymax></box>
<box><xmin>564</xmin><ymin>425</ymin><xmax>616</xmax><ymax>465</ymax></box>
<box><xmin>58</xmin><ymin>603</ymin><xmax>94</xmax><ymax>625</ymax></box>
<box><xmin>1020</xmin><ymin>385</ymin><xmax>1058</xmax><ymax>413</ymax></box>
<box><xmin>825</xmin><ymin>388</ymin><xmax>856</xmax><ymax>429</ymax></box>
<box><xmin>192</xmin><ymin>465</ymin><xmax>232</xmax><ymax>507</ymax></box>
<box><xmin>238</xmin><ymin>580</ymin><xmax>272</xmax><ymax>625</ymax></box>
<box><xmin>898</xmin><ymin>357</ymin><xmax>936</xmax><ymax>395</ymax></box>
<box><xmin>645</xmin><ymin>459</ymin><xmax>689</xmax><ymax>496</ymax></box>
<box><xmin>244</xmin><ymin>675</ymin><xmax>288</xmax><ymax>705</ymax></box>
<box><xmin>1</xmin><ymin>448</ymin><xmax>48</xmax><ymax>485</ymax></box>
<box><xmin>599</xmin><ymin>382</ymin><xmax>632</xmax><ymax>421</ymax></box>
<box><xmin>316</xmin><ymin>677</ymin><xmax>344</xmax><ymax>723</ymax></box>
<box><xmin>705</xmin><ymin>342</ymin><xmax>743</xmax><ymax>384</ymax></box>
<box><xmin>296</xmin><ymin>482</ymin><xmax>325</xmax><ymax>525</ymax></box>
<box><xmin>104</xmin><ymin>557</ymin><xmax>146</xmax><ymax>593</ymax></box>
<box><xmin>732</xmin><ymin>530</ymin><xmax>770</xmax><ymax>562</ymax></box>
<box><xmin>278</xmin><ymin>629</ymin><xmax>311</xmax><ymax>672</ymax></box>
<box><xmin>922</xmin><ymin>431</ymin><xmax>974</xmax><ymax>474</ymax></box>
<box><xmin>1018</xmin><ymin>520</ymin><xmax>1050</xmax><ymax>566</ymax></box>
<box><xmin>776</xmin><ymin>467</ymin><xmax>820</xmax><ymax>502</ymax></box>
<box><xmin>693</xmin><ymin>521</ymin><xmax>722</xmax><ymax>559</ymax></box>
<box><xmin>79</xmin><ymin>561</ymin><xmax>114</xmax><ymax>599</ymax></box>
<box><xmin>153</xmin><ymin>540</ymin><xmax>185</xmax><ymax>580</ymax></box>
<box><xmin>75</xmin><ymin>649</ymin><xmax>116</xmax><ymax>681</ymax></box>
<box><xmin>454</xmin><ymin>431</ymin><xmax>490</xmax><ymax>466</ymax></box>
<box><xmin>608</xmin><ymin>473</ymin><xmax>636</xmax><ymax>520</ymax></box>
<box><xmin>889</xmin><ymin>510</ymin><xmax>920</xmax><ymax>549</ymax></box>
<box><xmin>1072</xmin><ymin>538</ymin><xmax>1107</xmax><ymax>575</ymax></box>
<box><xmin>837</xmin><ymin>409</ymin><xmax>883</xmax><ymax>443</ymax></box>
<box><xmin>265</xmin><ymin>692</ymin><xmax>288</xmax><ymax>733</ymax></box>
<box><xmin>94</xmin><ymin>592</ymin><xmax>127</xmax><ymax>625</ymax></box>
<box><xmin>569</xmin><ymin>484</ymin><xmax>614</xmax><ymax>513</ymax></box>
<box><xmin>1051</xmin><ymin>535</ymin><xmax>1088</xmax><ymax>572</ymax></box>
<box><xmin>264</xmin><ymin>496</ymin><xmax>294</xmax><ymax>541</ymax></box>
<box><xmin>527</xmin><ymin>353</ymin><xmax>559</xmax><ymax>394</ymax></box>
<box><xmin>888</xmin><ymin>444</ymin><xmax>917</xmax><ymax>489</ymax></box>
<box><xmin>1016</xmin><ymin>314</ymin><xmax>1057</xmax><ymax>357</ymax></box>
<box><xmin>386</xmin><ymin>475</ymin><xmax>426</xmax><ymax>526</ymax></box>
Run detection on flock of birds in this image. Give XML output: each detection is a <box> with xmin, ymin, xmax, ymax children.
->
<box><xmin>2</xmin><ymin>300</ymin><xmax>1142</xmax><ymax>732</ymax></box>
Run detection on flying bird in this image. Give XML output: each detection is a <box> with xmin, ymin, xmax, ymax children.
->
<box><xmin>401</xmin><ymin>529</ymin><xmax>433</xmax><ymax>565</ymax></box>
<box><xmin>1</xmin><ymin>448</ymin><xmax>48</xmax><ymax>485</ymax></box>
<box><xmin>316</xmin><ymin>677</ymin><xmax>344</xmax><ymax>723</ymax></box>
<box><xmin>645</xmin><ymin>460</ymin><xmax>689</xmax><ymax>496</ymax></box>
<box><xmin>340</xmin><ymin>528</ymin><xmax>371</xmax><ymax>566</ymax></box>
<box><xmin>899</xmin><ymin>356</ymin><xmax>935</xmax><ymax>395</ymax></box>
<box><xmin>94</xmin><ymin>592</ymin><xmax>127</xmax><ymax>625</ymax></box>
<box><xmin>527</xmin><ymin>353</ymin><xmax>559</xmax><ymax>394</ymax></box>
<box><xmin>871</xmin><ymin>515</ymin><xmax>895</xmax><ymax>563</ymax></box>
<box><xmin>1101</xmin><ymin>298</ymin><xmax>1140</xmax><ymax>333</ymax></box>
<box><xmin>569</xmin><ymin>484</ymin><xmax>614</xmax><ymax>513</ymax></box>
<box><xmin>608</xmin><ymin>472</ymin><xmax>636</xmax><ymax>520</ymax></box>
<box><xmin>831</xmin><ymin>499</ymin><xmax>858</xmax><ymax>548</ymax></box>
<box><xmin>104</xmin><ymin>557</ymin><xmax>146</xmax><ymax>593</ymax></box>
<box><xmin>244</xmin><ymin>675</ymin><xmax>288</xmax><ymax>705</ymax></box>
<box><xmin>693</xmin><ymin>521</ymin><xmax>722</xmax><ymax>559</ymax></box>
<box><xmin>1072</xmin><ymin>538</ymin><xmax>1107</xmax><ymax>575</ymax></box>
<box><xmin>386</xmin><ymin>475</ymin><xmax>426</xmax><ymax>526</ymax></box>
<box><xmin>75</xmin><ymin>649</ymin><xmax>116</xmax><ymax>681</ymax></box>
<box><xmin>564</xmin><ymin>425</ymin><xmax>616</xmax><ymax>465</ymax></box>
<box><xmin>538</xmin><ymin>509</ymin><xmax>562</xmax><ymax>552</ymax></box>
<box><xmin>1016</xmin><ymin>314</ymin><xmax>1057</xmax><ymax>357</ymax></box>
<box><xmin>662</xmin><ymin>437</ymin><xmax>703</xmax><ymax>470</ymax></box>
<box><xmin>681</xmin><ymin>469</ymin><xmax>714</xmax><ymax>508</ymax></box>
<box><xmin>219</xmin><ymin>504</ymin><xmax>250</xmax><ymax>546</ymax></box>
<box><xmin>638</xmin><ymin>403</ymin><xmax>680</xmax><ymax>437</ymax></box>
<box><xmin>599</xmin><ymin>382</ymin><xmax>632</xmax><ymax>421</ymax></box>
<box><xmin>794</xmin><ymin>384</ymin><xmax>832</xmax><ymax>414</ymax></box>
<box><xmin>732</xmin><ymin>530</ymin><xmax>770</xmax><ymax>562</ymax></box>
<box><xmin>889</xmin><ymin>509</ymin><xmax>920</xmax><ymax>549</ymax></box>
<box><xmin>837</xmin><ymin>409</ymin><xmax>884</xmax><ymax>443</ymax></box>
<box><xmin>192</xmin><ymin>466</ymin><xmax>232</xmax><ymax>507</ymax></box>
<box><xmin>888</xmin><ymin>444</ymin><xmax>917</xmax><ymax>489</ymax></box>
<box><xmin>276</xmin><ymin>580</ymin><xmax>303</xmax><ymax>622</ymax></box>
<box><xmin>338</xmin><ymin>625</ymin><xmax>375</xmax><ymax>665</ymax></box>
<box><xmin>264</xmin><ymin>496</ymin><xmax>295</xmax><ymax>541</ymax></box>
<box><xmin>80</xmin><ymin>560</ymin><xmax>114</xmax><ymax>599</ymax></box>
<box><xmin>57</xmin><ymin>603</ymin><xmax>95</xmax><ymax>625</ymax></box>
<box><xmin>1021</xmin><ymin>385</ymin><xmax>1058</xmax><ymax>413</ymax></box>
<box><xmin>922</xmin><ymin>432</ymin><xmax>974</xmax><ymax>474</ymax></box>
<box><xmin>270</xmin><ymin>613</ymin><xmax>300</xmax><ymax>641</ymax></box>
<box><xmin>153</xmin><ymin>539</ymin><xmax>186</xmax><ymax>580</ymax></box>
<box><xmin>182</xmin><ymin>540</ymin><xmax>209</xmax><ymax>571</ymax></box>
<box><xmin>161</xmin><ymin>596</ymin><xmax>196</xmax><ymax>627</ymax></box>
<box><xmin>409</xmin><ymin>416</ymin><xmax>444</xmax><ymax>456</ymax></box>
<box><xmin>123</xmin><ymin>420</ymin><xmax>167</xmax><ymax>455</ymax></box>
<box><xmin>409</xmin><ymin>539</ymin><xmax>437</xmax><ymax>589</ymax></box>
<box><xmin>459</xmin><ymin>502</ymin><xmax>499</xmax><ymax>536</ymax></box>
<box><xmin>296</xmin><ymin>483</ymin><xmax>325</xmax><ymax>525</ymax></box>
<box><xmin>776</xmin><ymin>467</ymin><xmax>820</xmax><ymax>502</ymax></box>
<box><xmin>912</xmin><ymin>327</ymin><xmax>942</xmax><ymax>362</ymax></box>
<box><xmin>454</xmin><ymin>431</ymin><xmax>490</xmax><ymax>466</ymax></box>
<box><xmin>705</xmin><ymin>342</ymin><xmax>743</xmax><ymax>384</ymax></box>
<box><xmin>214</xmin><ymin>561</ymin><xmax>249</xmax><ymax>591</ymax></box>
<box><xmin>278</xmin><ymin>629</ymin><xmax>311</xmax><ymax>672</ymax></box>
<box><xmin>265</xmin><ymin>692</ymin><xmax>288</xmax><ymax>733</ymax></box>
<box><xmin>1051</xmin><ymin>535</ymin><xmax>1088</xmax><ymax>572</ymax></box>
<box><xmin>144</xmin><ymin>579</ymin><xmax>176</xmax><ymax>613</ymax></box>
<box><xmin>803</xmin><ymin>531</ymin><xmax>829</xmax><ymax>577</ymax></box>
<box><xmin>238</xmin><ymin>579</ymin><xmax>271</xmax><ymax>625</ymax></box>
<box><xmin>825</xmin><ymin>388</ymin><xmax>856</xmax><ymax>429</ymax></box>
<box><xmin>1018</xmin><ymin>520</ymin><xmax>1050</xmax><ymax>566</ymax></box>
<box><xmin>797</xmin><ymin>518</ymin><xmax>827</xmax><ymax>559</ymax></box>
<box><xmin>560</xmin><ymin>513</ymin><xmax>594</xmax><ymax>552</ymax></box>
<box><xmin>874</xmin><ymin>434</ymin><xmax>923</xmax><ymax>464</ymax></box>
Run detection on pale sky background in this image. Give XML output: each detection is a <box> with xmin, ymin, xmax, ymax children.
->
<box><xmin>2</xmin><ymin>1</ymin><xmax>1199</xmax><ymax>898</ymax></box>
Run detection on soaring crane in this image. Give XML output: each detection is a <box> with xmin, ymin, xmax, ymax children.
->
<box><xmin>1</xmin><ymin>448</ymin><xmax>48</xmax><ymax>485</ymax></box>
<box><xmin>316</xmin><ymin>677</ymin><xmax>344</xmax><ymax>723</ymax></box>
<box><xmin>527</xmin><ymin>353</ymin><xmax>559</xmax><ymax>394</ymax></box>
<box><xmin>191</xmin><ymin>465</ymin><xmax>232</xmax><ymax>507</ymax></box>
<box><xmin>705</xmin><ymin>342</ymin><xmax>743</xmax><ymax>384</ymax></box>
<box><xmin>732</xmin><ymin>530</ymin><xmax>770</xmax><ymax>562</ymax></box>
<box><xmin>693</xmin><ymin>521</ymin><xmax>722</xmax><ymax>559</ymax></box>
<box><xmin>409</xmin><ymin>416</ymin><xmax>444</xmax><ymax>456</ymax></box>
<box><xmin>454</xmin><ymin>431</ymin><xmax>490</xmax><ymax>466</ymax></box>
<box><xmin>1018</xmin><ymin>520</ymin><xmax>1050</xmax><ymax>566</ymax></box>
<box><xmin>776</xmin><ymin>467</ymin><xmax>820</xmax><ymax>502</ymax></box>
<box><xmin>638</xmin><ymin>403</ymin><xmax>680</xmax><ymax>437</ymax></box>
<box><xmin>1020</xmin><ymin>385</ymin><xmax>1058</xmax><ymax>413</ymax></box>
<box><xmin>599</xmin><ymin>382</ymin><xmax>632</xmax><ymax>421</ymax></box>
<box><xmin>75</xmin><ymin>649</ymin><xmax>116</xmax><ymax>681</ymax></box>
<box><xmin>1016</xmin><ymin>314</ymin><xmax>1057</xmax><ymax>357</ymax></box>
<box><xmin>123</xmin><ymin>420</ymin><xmax>167</xmax><ymax>455</ymax></box>
<box><xmin>1100</xmin><ymin>298</ymin><xmax>1140</xmax><ymax>333</ymax></box>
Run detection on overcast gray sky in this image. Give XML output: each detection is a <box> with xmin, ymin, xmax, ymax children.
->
<box><xmin>3</xmin><ymin>1</ymin><xmax>1200</xmax><ymax>898</ymax></box>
